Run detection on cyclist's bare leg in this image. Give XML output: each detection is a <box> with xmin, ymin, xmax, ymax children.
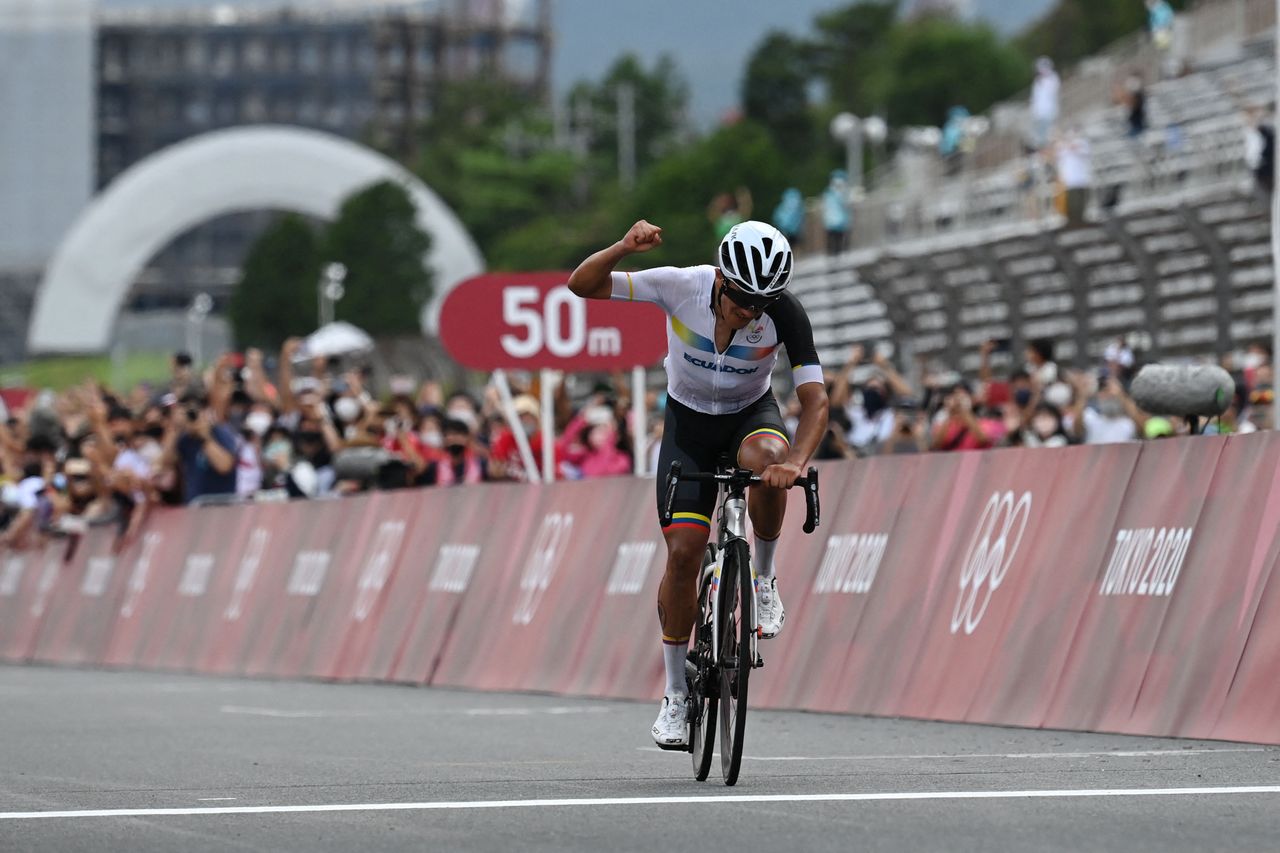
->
<box><xmin>657</xmin><ymin>524</ymin><xmax>710</xmax><ymax>696</ymax></box>
<box><xmin>738</xmin><ymin>436</ymin><xmax>789</xmax><ymax>637</ymax></box>
<box><xmin>738</xmin><ymin>436</ymin><xmax>789</xmax><ymax>543</ymax></box>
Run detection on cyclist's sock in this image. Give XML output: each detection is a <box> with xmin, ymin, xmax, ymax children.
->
<box><xmin>662</xmin><ymin>637</ymin><xmax>689</xmax><ymax>697</ymax></box>
<box><xmin>754</xmin><ymin>532</ymin><xmax>780</xmax><ymax>580</ymax></box>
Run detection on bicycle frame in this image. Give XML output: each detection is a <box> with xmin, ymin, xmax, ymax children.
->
<box><xmin>710</xmin><ymin>483</ymin><xmax>755</xmax><ymax>671</ymax></box>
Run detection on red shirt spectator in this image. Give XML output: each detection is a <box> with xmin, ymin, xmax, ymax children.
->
<box><xmin>931</xmin><ymin>384</ymin><xmax>996</xmax><ymax>452</ymax></box>
<box><xmin>489</xmin><ymin>395</ymin><xmax>550</xmax><ymax>481</ymax></box>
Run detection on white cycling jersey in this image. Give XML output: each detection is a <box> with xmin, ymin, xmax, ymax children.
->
<box><xmin>611</xmin><ymin>264</ymin><xmax>823</xmax><ymax>415</ymax></box>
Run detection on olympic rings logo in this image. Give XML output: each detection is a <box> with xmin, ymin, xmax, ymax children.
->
<box><xmin>950</xmin><ymin>491</ymin><xmax>1033</xmax><ymax>635</ymax></box>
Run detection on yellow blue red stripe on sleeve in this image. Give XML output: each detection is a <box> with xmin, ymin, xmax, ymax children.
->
<box><xmin>792</xmin><ymin>363</ymin><xmax>824</xmax><ymax>387</ymax></box>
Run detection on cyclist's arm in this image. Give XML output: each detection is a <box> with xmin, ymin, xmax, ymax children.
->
<box><xmin>788</xmin><ymin>381</ymin><xmax>830</xmax><ymax>469</ymax></box>
<box><xmin>770</xmin><ymin>293</ymin><xmax>829</xmax><ymax>471</ymax></box>
<box><xmin>568</xmin><ymin>220</ymin><xmax>663</xmax><ymax>301</ymax></box>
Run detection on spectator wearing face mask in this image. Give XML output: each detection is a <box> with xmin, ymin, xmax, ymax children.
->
<box><xmin>831</xmin><ymin>344</ymin><xmax>915</xmax><ymax>453</ymax></box>
<box><xmin>847</xmin><ymin>376</ymin><xmax>895</xmax><ymax>452</ymax></box>
<box><xmin>284</xmin><ymin>398</ymin><xmax>338</xmax><ymax>498</ymax></box>
<box><xmin>1021</xmin><ymin>403</ymin><xmax>1071</xmax><ymax>448</ymax></box>
<box><xmin>444</xmin><ymin>392</ymin><xmax>482</xmax><ymax>435</ymax></box>
<box><xmin>931</xmin><ymin>382</ymin><xmax>996</xmax><ymax>452</ymax></box>
<box><xmin>260</xmin><ymin>425</ymin><xmax>294</xmax><ymax>491</ymax></box>
<box><xmin>556</xmin><ymin>401</ymin><xmax>631</xmax><ymax>480</ymax></box>
<box><xmin>490</xmin><ymin>395</ymin><xmax>547</xmax><ymax>482</ymax></box>
<box><xmin>414</xmin><ymin>411</ymin><xmax>446</xmax><ymax>461</ymax></box>
<box><xmin>1066</xmin><ymin>373</ymin><xmax>1142</xmax><ymax>444</ymax></box>
<box><xmin>1104</xmin><ymin>337</ymin><xmax>1135</xmax><ymax>380</ymax></box>
<box><xmin>235</xmin><ymin>420</ymin><xmax>266</xmax><ymax>499</ymax></box>
<box><xmin>133</xmin><ymin>409</ymin><xmax>167</xmax><ymax>475</ymax></box>
<box><xmin>1240</xmin><ymin>342</ymin><xmax>1272</xmax><ymax>392</ymax></box>
<box><xmin>425</xmin><ymin>419</ymin><xmax>488</xmax><ymax>485</ymax></box>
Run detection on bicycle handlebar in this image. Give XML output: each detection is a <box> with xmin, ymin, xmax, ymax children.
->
<box><xmin>660</xmin><ymin>460</ymin><xmax>821</xmax><ymax>534</ymax></box>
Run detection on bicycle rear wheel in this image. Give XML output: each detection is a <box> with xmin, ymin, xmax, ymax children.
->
<box><xmin>717</xmin><ymin>538</ymin><xmax>752</xmax><ymax>785</ymax></box>
<box><xmin>689</xmin><ymin>545</ymin><xmax>718</xmax><ymax>781</ymax></box>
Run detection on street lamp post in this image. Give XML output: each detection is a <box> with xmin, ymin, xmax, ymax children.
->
<box><xmin>319</xmin><ymin>262</ymin><xmax>347</xmax><ymax>327</ymax></box>
<box><xmin>830</xmin><ymin>113</ymin><xmax>863</xmax><ymax>193</ymax></box>
<box><xmin>830</xmin><ymin>113</ymin><xmax>889</xmax><ymax>194</ymax></box>
<box><xmin>958</xmin><ymin>115</ymin><xmax>991</xmax><ymax>228</ymax></box>
<box><xmin>186</xmin><ymin>292</ymin><xmax>213</xmax><ymax>367</ymax></box>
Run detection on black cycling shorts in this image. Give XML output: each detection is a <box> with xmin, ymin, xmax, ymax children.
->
<box><xmin>654</xmin><ymin>391</ymin><xmax>790</xmax><ymax>533</ymax></box>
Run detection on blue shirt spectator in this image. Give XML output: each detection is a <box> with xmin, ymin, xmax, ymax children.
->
<box><xmin>772</xmin><ymin>187</ymin><xmax>806</xmax><ymax>246</ymax></box>
<box><xmin>1147</xmin><ymin>0</ymin><xmax>1174</xmax><ymax>48</ymax></box>
<box><xmin>822</xmin><ymin>170</ymin><xmax>851</xmax><ymax>255</ymax></box>
<box><xmin>940</xmin><ymin>106</ymin><xmax>970</xmax><ymax>157</ymax></box>
<box><xmin>177</xmin><ymin>423</ymin><xmax>238</xmax><ymax>504</ymax></box>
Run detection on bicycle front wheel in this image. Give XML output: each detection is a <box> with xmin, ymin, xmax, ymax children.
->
<box><xmin>717</xmin><ymin>538</ymin><xmax>752</xmax><ymax>785</ymax></box>
<box><xmin>690</xmin><ymin>546</ymin><xmax>717</xmax><ymax>782</ymax></box>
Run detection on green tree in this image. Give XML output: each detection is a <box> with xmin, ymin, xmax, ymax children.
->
<box><xmin>416</xmin><ymin>78</ymin><xmax>580</xmax><ymax>266</ymax></box>
<box><xmin>742</xmin><ymin>32</ymin><xmax>817</xmax><ymax>163</ymax></box>
<box><xmin>229</xmin><ymin>214</ymin><xmax>321</xmax><ymax>349</ymax></box>
<box><xmin>321</xmin><ymin>181</ymin><xmax>432</xmax><ymax>335</ymax></box>
<box><xmin>811</xmin><ymin>0</ymin><xmax>900</xmax><ymax>116</ymax></box>
<box><xmin>1018</xmin><ymin>0</ymin><xmax>1189</xmax><ymax>67</ymax></box>
<box><xmin>881</xmin><ymin>15</ymin><xmax>1027</xmax><ymax>127</ymax></box>
<box><xmin>567</xmin><ymin>53</ymin><xmax>691</xmax><ymax>183</ymax></box>
<box><xmin>624</xmin><ymin>120</ymin><xmax>790</xmax><ymax>267</ymax></box>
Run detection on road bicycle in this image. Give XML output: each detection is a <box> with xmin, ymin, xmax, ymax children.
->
<box><xmin>660</xmin><ymin>459</ymin><xmax>820</xmax><ymax>785</ymax></box>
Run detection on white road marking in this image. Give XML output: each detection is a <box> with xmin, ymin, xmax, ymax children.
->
<box><xmin>637</xmin><ymin>747</ymin><xmax>1270</xmax><ymax>761</ymax></box>
<box><xmin>197</xmin><ymin>798</ymin><xmax>237</xmax><ymax>802</ymax></box>
<box><xmin>4</xmin><ymin>786</ymin><xmax>1280</xmax><ymax>820</ymax></box>
<box><xmin>219</xmin><ymin>706</ymin><xmax>348</xmax><ymax>719</ymax></box>
<box><xmin>464</xmin><ymin>707</ymin><xmax>611</xmax><ymax>717</ymax></box>
<box><xmin>219</xmin><ymin>705</ymin><xmax>611</xmax><ymax>719</ymax></box>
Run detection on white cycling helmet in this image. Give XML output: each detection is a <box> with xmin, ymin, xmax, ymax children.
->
<box><xmin>718</xmin><ymin>220</ymin><xmax>793</xmax><ymax>298</ymax></box>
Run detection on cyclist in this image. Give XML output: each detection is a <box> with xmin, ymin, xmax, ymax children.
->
<box><xmin>568</xmin><ymin>219</ymin><xmax>829</xmax><ymax>748</ymax></box>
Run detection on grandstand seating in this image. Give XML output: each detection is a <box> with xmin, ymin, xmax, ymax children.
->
<box><xmin>793</xmin><ymin>19</ymin><xmax>1276</xmax><ymax>375</ymax></box>
<box><xmin>795</xmin><ymin>180</ymin><xmax>1272</xmax><ymax>375</ymax></box>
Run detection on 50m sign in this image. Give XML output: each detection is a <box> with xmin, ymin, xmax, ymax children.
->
<box><xmin>439</xmin><ymin>273</ymin><xmax>667</xmax><ymax>371</ymax></box>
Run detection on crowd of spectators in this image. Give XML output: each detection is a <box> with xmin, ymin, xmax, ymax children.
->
<box><xmin>2</xmin><ymin>327</ymin><xmax>1275</xmax><ymax>551</ymax></box>
<box><xmin>802</xmin><ymin>337</ymin><xmax>1275</xmax><ymax>462</ymax></box>
<box><xmin>0</xmin><ymin>339</ymin><xmax>645</xmax><ymax>550</ymax></box>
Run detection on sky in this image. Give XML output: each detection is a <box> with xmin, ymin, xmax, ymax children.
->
<box><xmin>96</xmin><ymin>0</ymin><xmax>1058</xmax><ymax>123</ymax></box>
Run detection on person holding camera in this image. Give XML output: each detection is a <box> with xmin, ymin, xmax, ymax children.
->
<box><xmin>830</xmin><ymin>343</ymin><xmax>915</xmax><ymax>454</ymax></box>
<box><xmin>881</xmin><ymin>401</ymin><xmax>928</xmax><ymax>454</ymax></box>
<box><xmin>162</xmin><ymin>393</ymin><xmax>237</xmax><ymax>505</ymax></box>
<box><xmin>930</xmin><ymin>382</ymin><xmax>997</xmax><ymax>452</ymax></box>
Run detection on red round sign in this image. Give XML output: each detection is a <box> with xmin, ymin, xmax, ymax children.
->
<box><xmin>439</xmin><ymin>272</ymin><xmax>668</xmax><ymax>371</ymax></box>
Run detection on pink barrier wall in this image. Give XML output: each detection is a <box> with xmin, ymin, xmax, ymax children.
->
<box><xmin>5</xmin><ymin>432</ymin><xmax>1280</xmax><ymax>745</ymax></box>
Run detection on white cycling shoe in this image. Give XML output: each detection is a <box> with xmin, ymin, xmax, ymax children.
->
<box><xmin>757</xmin><ymin>576</ymin><xmax>785</xmax><ymax>639</ymax></box>
<box><xmin>651</xmin><ymin>694</ymin><xmax>689</xmax><ymax>749</ymax></box>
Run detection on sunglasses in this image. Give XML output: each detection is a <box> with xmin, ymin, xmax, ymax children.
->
<box><xmin>720</xmin><ymin>278</ymin><xmax>777</xmax><ymax>313</ymax></box>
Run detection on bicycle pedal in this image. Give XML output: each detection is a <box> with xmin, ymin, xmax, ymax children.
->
<box><xmin>755</xmin><ymin>653</ymin><xmax>764</xmax><ymax>668</ymax></box>
<box><xmin>656</xmin><ymin>740</ymin><xmax>692</xmax><ymax>753</ymax></box>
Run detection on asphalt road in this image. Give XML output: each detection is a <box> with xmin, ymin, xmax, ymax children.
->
<box><xmin>2</xmin><ymin>665</ymin><xmax>1278</xmax><ymax>852</ymax></box>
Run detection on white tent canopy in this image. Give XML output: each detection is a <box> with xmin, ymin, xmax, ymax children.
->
<box><xmin>292</xmin><ymin>321</ymin><xmax>374</xmax><ymax>362</ymax></box>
